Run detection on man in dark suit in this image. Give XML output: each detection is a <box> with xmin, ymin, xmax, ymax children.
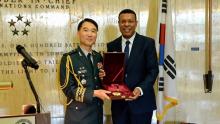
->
<box><xmin>107</xmin><ymin>9</ymin><xmax>159</xmax><ymax>124</ymax></box>
<box><xmin>60</xmin><ymin>18</ymin><xmax>110</xmax><ymax>124</ymax></box>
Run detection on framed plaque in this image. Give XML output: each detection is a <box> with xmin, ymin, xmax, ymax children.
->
<box><xmin>102</xmin><ymin>52</ymin><xmax>133</xmax><ymax>100</ymax></box>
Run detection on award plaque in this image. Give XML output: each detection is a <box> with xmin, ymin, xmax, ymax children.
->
<box><xmin>102</xmin><ymin>52</ymin><xmax>133</xmax><ymax>100</ymax></box>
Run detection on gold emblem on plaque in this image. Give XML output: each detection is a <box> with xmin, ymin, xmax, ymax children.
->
<box><xmin>112</xmin><ymin>91</ymin><xmax>121</xmax><ymax>96</ymax></box>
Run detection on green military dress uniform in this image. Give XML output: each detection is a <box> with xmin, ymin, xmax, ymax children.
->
<box><xmin>60</xmin><ymin>46</ymin><xmax>103</xmax><ymax>124</ymax></box>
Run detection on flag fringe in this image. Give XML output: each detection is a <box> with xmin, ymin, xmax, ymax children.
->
<box><xmin>156</xmin><ymin>96</ymin><xmax>178</xmax><ymax>121</ymax></box>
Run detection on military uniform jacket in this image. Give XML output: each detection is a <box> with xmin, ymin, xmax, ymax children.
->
<box><xmin>60</xmin><ymin>46</ymin><xmax>103</xmax><ymax>124</ymax></box>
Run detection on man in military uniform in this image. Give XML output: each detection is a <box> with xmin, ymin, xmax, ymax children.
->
<box><xmin>60</xmin><ymin>18</ymin><xmax>110</xmax><ymax>124</ymax></box>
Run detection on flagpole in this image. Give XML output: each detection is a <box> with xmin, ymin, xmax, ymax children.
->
<box><xmin>205</xmin><ymin>0</ymin><xmax>212</xmax><ymax>71</ymax></box>
<box><xmin>203</xmin><ymin>0</ymin><xmax>213</xmax><ymax>93</ymax></box>
<box><xmin>208</xmin><ymin>0</ymin><xmax>212</xmax><ymax>71</ymax></box>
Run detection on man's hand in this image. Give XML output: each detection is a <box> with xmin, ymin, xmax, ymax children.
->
<box><xmin>97</xmin><ymin>62</ymin><xmax>105</xmax><ymax>80</ymax></box>
<box><xmin>125</xmin><ymin>87</ymin><xmax>141</xmax><ymax>101</ymax></box>
<box><xmin>93</xmin><ymin>89</ymin><xmax>111</xmax><ymax>101</ymax></box>
<box><xmin>98</xmin><ymin>69</ymin><xmax>106</xmax><ymax>80</ymax></box>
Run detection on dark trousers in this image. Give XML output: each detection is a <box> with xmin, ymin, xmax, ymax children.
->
<box><xmin>112</xmin><ymin>105</ymin><xmax>153</xmax><ymax>124</ymax></box>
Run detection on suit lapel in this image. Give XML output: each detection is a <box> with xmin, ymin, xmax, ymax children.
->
<box><xmin>115</xmin><ymin>37</ymin><xmax>122</xmax><ymax>52</ymax></box>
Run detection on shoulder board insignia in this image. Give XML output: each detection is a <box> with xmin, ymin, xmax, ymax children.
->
<box><xmin>69</xmin><ymin>49</ymin><xmax>77</xmax><ymax>55</ymax></box>
<box><xmin>92</xmin><ymin>50</ymin><xmax>100</xmax><ymax>56</ymax></box>
<box><xmin>63</xmin><ymin>50</ymin><xmax>77</xmax><ymax>56</ymax></box>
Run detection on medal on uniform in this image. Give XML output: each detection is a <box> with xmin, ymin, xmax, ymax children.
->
<box><xmin>78</xmin><ymin>66</ymin><xmax>87</xmax><ymax>86</ymax></box>
<box><xmin>97</xmin><ymin>62</ymin><xmax>103</xmax><ymax>69</ymax></box>
<box><xmin>81</xmin><ymin>79</ymin><xmax>87</xmax><ymax>85</ymax></box>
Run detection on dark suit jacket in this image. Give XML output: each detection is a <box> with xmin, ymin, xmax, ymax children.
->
<box><xmin>107</xmin><ymin>33</ymin><xmax>159</xmax><ymax>114</ymax></box>
<box><xmin>60</xmin><ymin>46</ymin><xmax>103</xmax><ymax>124</ymax></box>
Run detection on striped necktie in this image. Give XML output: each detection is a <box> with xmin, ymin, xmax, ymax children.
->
<box><xmin>124</xmin><ymin>40</ymin><xmax>130</xmax><ymax>65</ymax></box>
